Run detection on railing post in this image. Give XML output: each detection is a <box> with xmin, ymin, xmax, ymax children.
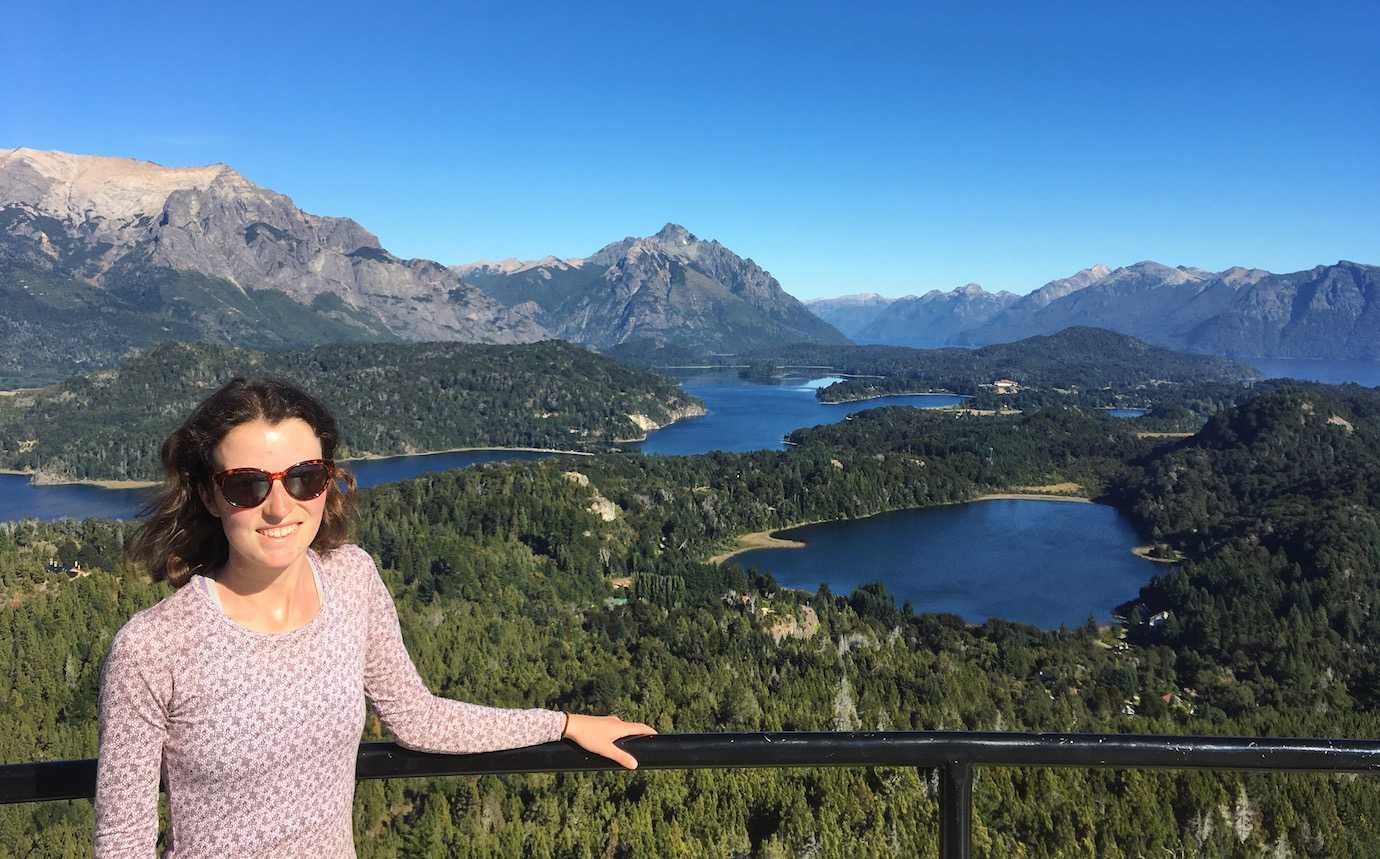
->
<box><xmin>939</xmin><ymin>760</ymin><xmax>972</xmax><ymax>859</ymax></box>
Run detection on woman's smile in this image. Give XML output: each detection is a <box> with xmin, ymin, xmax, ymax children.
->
<box><xmin>258</xmin><ymin>523</ymin><xmax>301</xmax><ymax>540</ymax></box>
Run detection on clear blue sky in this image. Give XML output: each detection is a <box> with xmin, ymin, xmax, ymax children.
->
<box><xmin>5</xmin><ymin>1</ymin><xmax>1378</xmax><ymax>299</ymax></box>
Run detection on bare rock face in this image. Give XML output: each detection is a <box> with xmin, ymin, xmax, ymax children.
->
<box><xmin>455</xmin><ymin>223</ymin><xmax>849</xmax><ymax>353</ymax></box>
<box><xmin>0</xmin><ymin>147</ymin><xmax>545</xmax><ymax>383</ymax></box>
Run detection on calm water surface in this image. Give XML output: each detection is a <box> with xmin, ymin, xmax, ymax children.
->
<box><xmin>3</xmin><ymin>373</ymin><xmax>955</xmax><ymax>521</ymax></box>
<box><xmin>1244</xmin><ymin>358</ymin><xmax>1380</xmax><ymax>387</ymax></box>
<box><xmin>730</xmin><ymin>500</ymin><xmax>1157</xmax><ymax>629</ymax></box>
<box><xmin>637</xmin><ymin>370</ymin><xmax>965</xmax><ymax>455</ymax></box>
<box><xmin>0</xmin><ymin>450</ymin><xmax>559</xmax><ymax>524</ymax></box>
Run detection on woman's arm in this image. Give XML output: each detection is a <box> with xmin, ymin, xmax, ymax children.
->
<box><xmin>360</xmin><ymin>554</ymin><xmax>655</xmax><ymax>765</ymax></box>
<box><xmin>361</xmin><ymin>557</ymin><xmax>567</xmax><ymax>752</ymax></box>
<box><xmin>93</xmin><ymin>622</ymin><xmax>169</xmax><ymax>857</ymax></box>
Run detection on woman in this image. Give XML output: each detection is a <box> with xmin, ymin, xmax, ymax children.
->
<box><xmin>95</xmin><ymin>377</ymin><xmax>655</xmax><ymax>857</ymax></box>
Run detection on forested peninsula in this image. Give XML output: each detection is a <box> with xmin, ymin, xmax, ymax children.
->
<box><xmin>612</xmin><ymin>326</ymin><xmax>1260</xmax><ymax>416</ymax></box>
<box><xmin>0</xmin><ymin>341</ymin><xmax>703</xmax><ymax>483</ymax></box>
<box><xmin>5</xmin><ymin>383</ymin><xmax>1380</xmax><ymax>855</ymax></box>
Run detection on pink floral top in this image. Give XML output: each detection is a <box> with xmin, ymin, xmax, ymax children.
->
<box><xmin>94</xmin><ymin>544</ymin><xmax>566</xmax><ymax>858</ymax></box>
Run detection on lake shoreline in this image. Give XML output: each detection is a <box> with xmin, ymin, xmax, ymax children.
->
<box><xmin>710</xmin><ymin>491</ymin><xmax>1100</xmax><ymax>564</ymax></box>
<box><xmin>342</xmin><ymin>445</ymin><xmax>594</xmax><ymax>462</ymax></box>
<box><xmin>819</xmin><ymin>390</ymin><xmax>963</xmax><ymax>405</ymax></box>
<box><xmin>1132</xmin><ymin>545</ymin><xmax>1183</xmax><ymax>564</ymax></box>
<box><xmin>0</xmin><ymin>469</ymin><xmax>159</xmax><ymax>490</ymax></box>
<box><xmin>709</xmin><ymin>525</ymin><xmax>817</xmax><ymax>565</ymax></box>
<box><xmin>970</xmin><ymin>492</ymin><xmax>1093</xmax><ymax>504</ymax></box>
<box><xmin>0</xmin><ymin>445</ymin><xmax>598</xmax><ymax>490</ymax></box>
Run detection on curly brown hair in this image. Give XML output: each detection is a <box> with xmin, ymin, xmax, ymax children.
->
<box><xmin>128</xmin><ymin>377</ymin><xmax>357</xmax><ymax>587</ymax></box>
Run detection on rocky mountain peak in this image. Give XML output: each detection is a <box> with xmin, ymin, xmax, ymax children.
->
<box><xmin>653</xmin><ymin>223</ymin><xmax>697</xmax><ymax>245</ymax></box>
<box><xmin>0</xmin><ymin>147</ymin><xmax>244</xmax><ymax>225</ymax></box>
<box><xmin>455</xmin><ymin>222</ymin><xmax>848</xmax><ymax>352</ymax></box>
<box><xmin>1217</xmin><ymin>266</ymin><xmax>1271</xmax><ymax>286</ymax></box>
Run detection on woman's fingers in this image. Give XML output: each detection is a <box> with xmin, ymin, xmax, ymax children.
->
<box><xmin>565</xmin><ymin>713</ymin><xmax>659</xmax><ymax>768</ymax></box>
<box><xmin>608</xmin><ymin>744</ymin><xmax>639</xmax><ymax>770</ymax></box>
<box><xmin>609</xmin><ymin>722</ymin><xmax>656</xmax><ymax>768</ymax></box>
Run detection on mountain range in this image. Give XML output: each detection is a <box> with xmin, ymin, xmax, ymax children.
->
<box><xmin>3</xmin><ymin>147</ymin><xmax>1375</xmax><ymax>387</ymax></box>
<box><xmin>810</xmin><ymin>261</ymin><xmax>1380</xmax><ymax>360</ymax></box>
<box><xmin>454</xmin><ymin>223</ymin><xmax>845</xmax><ymax>353</ymax></box>
<box><xmin>0</xmin><ymin>148</ymin><xmax>842</xmax><ymax>384</ymax></box>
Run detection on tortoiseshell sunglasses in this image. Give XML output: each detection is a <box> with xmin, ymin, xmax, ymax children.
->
<box><xmin>211</xmin><ymin>459</ymin><xmax>335</xmax><ymax>509</ymax></box>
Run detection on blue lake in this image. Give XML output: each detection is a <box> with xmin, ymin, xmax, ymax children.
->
<box><xmin>636</xmin><ymin>370</ymin><xmax>965</xmax><ymax>455</ymax></box>
<box><xmin>0</xmin><ymin>450</ymin><xmax>561</xmax><ymax>524</ymax></box>
<box><xmin>0</xmin><ymin>373</ymin><xmax>962</xmax><ymax>522</ymax></box>
<box><xmin>1244</xmin><ymin>357</ymin><xmax>1380</xmax><ymax>387</ymax></box>
<box><xmin>729</xmin><ymin>500</ymin><xmax>1158</xmax><ymax>629</ymax></box>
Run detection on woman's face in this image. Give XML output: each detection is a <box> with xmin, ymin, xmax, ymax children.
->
<box><xmin>202</xmin><ymin>417</ymin><xmax>329</xmax><ymax>576</ymax></box>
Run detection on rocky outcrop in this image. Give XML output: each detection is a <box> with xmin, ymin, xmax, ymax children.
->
<box><xmin>560</xmin><ymin>471</ymin><xmax>621</xmax><ymax>522</ymax></box>
<box><xmin>612</xmin><ymin>402</ymin><xmax>709</xmax><ymax>443</ymax></box>
<box><xmin>456</xmin><ymin>223</ymin><xmax>851</xmax><ymax>353</ymax></box>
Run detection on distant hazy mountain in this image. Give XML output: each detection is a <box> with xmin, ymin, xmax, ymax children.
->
<box><xmin>957</xmin><ymin>262</ymin><xmax>1214</xmax><ymax>346</ymax></box>
<box><xmin>455</xmin><ymin>224</ymin><xmax>849</xmax><ymax>353</ymax></box>
<box><xmin>807</xmin><ymin>260</ymin><xmax>1380</xmax><ymax>360</ymax></box>
<box><xmin>1186</xmin><ymin>263</ymin><xmax>1380</xmax><ymax>359</ymax></box>
<box><xmin>854</xmin><ymin>283</ymin><xmax>1019</xmax><ymax>348</ymax></box>
<box><xmin>957</xmin><ymin>260</ymin><xmax>1380</xmax><ymax>359</ymax></box>
<box><xmin>804</xmin><ymin>293</ymin><xmax>894</xmax><ymax>339</ymax></box>
<box><xmin>0</xmin><ymin>147</ymin><xmax>543</xmax><ymax>384</ymax></box>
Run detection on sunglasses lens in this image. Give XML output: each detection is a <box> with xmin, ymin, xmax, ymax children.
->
<box><xmin>221</xmin><ymin>473</ymin><xmax>271</xmax><ymax>508</ymax></box>
<box><xmin>283</xmin><ymin>462</ymin><xmax>332</xmax><ymax>501</ymax></box>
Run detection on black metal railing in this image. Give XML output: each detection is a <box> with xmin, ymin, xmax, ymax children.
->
<box><xmin>7</xmin><ymin>731</ymin><xmax>1380</xmax><ymax>858</ymax></box>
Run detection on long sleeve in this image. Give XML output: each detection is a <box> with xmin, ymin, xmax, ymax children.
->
<box><xmin>359</xmin><ymin>551</ymin><xmax>565</xmax><ymax>753</ymax></box>
<box><xmin>94</xmin><ymin>620</ymin><xmax>170</xmax><ymax>858</ymax></box>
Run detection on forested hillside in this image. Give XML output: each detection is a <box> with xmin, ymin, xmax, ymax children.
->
<box><xmin>5</xmin><ymin>387</ymin><xmax>1380</xmax><ymax>855</ymax></box>
<box><xmin>0</xmin><ymin>341</ymin><xmax>702</xmax><ymax>483</ymax></box>
<box><xmin>806</xmin><ymin>328</ymin><xmax>1257</xmax><ymax>404</ymax></box>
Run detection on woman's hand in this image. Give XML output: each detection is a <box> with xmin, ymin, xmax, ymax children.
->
<box><xmin>562</xmin><ymin>713</ymin><xmax>657</xmax><ymax>769</ymax></box>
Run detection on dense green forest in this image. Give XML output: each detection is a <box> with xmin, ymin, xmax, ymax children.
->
<box><xmin>0</xmin><ymin>341</ymin><xmax>701</xmax><ymax>483</ymax></box>
<box><xmin>5</xmin><ymin>385</ymin><xmax>1380</xmax><ymax>856</ymax></box>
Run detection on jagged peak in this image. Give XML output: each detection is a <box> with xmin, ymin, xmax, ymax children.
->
<box><xmin>1121</xmin><ymin>260</ymin><xmax>1185</xmax><ymax>275</ymax></box>
<box><xmin>653</xmin><ymin>223</ymin><xmax>697</xmax><ymax>245</ymax></box>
